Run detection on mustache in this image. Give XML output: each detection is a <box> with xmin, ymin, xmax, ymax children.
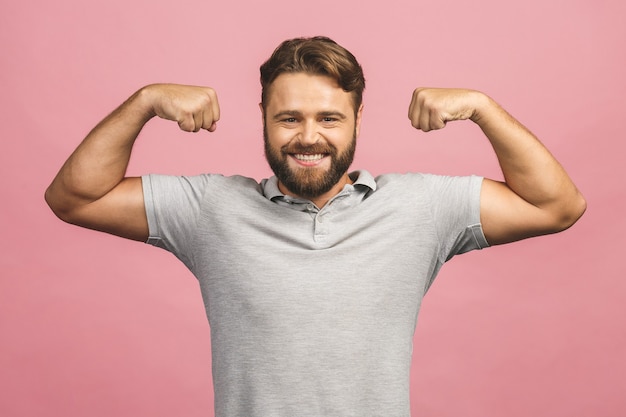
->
<box><xmin>282</xmin><ymin>143</ymin><xmax>335</xmax><ymax>154</ymax></box>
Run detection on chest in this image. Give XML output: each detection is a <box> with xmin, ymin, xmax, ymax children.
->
<box><xmin>189</xmin><ymin>201</ymin><xmax>442</xmax><ymax>332</ymax></box>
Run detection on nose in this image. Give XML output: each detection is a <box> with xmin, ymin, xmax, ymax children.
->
<box><xmin>298</xmin><ymin>120</ymin><xmax>320</xmax><ymax>145</ymax></box>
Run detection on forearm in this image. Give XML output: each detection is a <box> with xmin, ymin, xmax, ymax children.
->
<box><xmin>45</xmin><ymin>88</ymin><xmax>154</xmax><ymax>216</ymax></box>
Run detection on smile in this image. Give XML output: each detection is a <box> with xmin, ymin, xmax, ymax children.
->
<box><xmin>293</xmin><ymin>153</ymin><xmax>326</xmax><ymax>162</ymax></box>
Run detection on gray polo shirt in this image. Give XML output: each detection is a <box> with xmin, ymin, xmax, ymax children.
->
<box><xmin>142</xmin><ymin>170</ymin><xmax>488</xmax><ymax>417</ymax></box>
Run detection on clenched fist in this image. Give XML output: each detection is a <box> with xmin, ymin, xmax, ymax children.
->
<box><xmin>408</xmin><ymin>88</ymin><xmax>487</xmax><ymax>132</ymax></box>
<box><xmin>143</xmin><ymin>84</ymin><xmax>221</xmax><ymax>133</ymax></box>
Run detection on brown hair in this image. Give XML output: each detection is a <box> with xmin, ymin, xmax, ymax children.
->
<box><xmin>260</xmin><ymin>36</ymin><xmax>365</xmax><ymax>113</ymax></box>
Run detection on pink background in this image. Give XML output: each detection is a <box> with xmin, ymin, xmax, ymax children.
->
<box><xmin>1</xmin><ymin>0</ymin><xmax>625</xmax><ymax>416</ymax></box>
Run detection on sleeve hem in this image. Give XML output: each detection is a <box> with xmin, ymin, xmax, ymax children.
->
<box><xmin>141</xmin><ymin>175</ymin><xmax>161</xmax><ymax>246</ymax></box>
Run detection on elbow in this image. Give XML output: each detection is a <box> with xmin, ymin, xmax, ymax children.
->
<box><xmin>44</xmin><ymin>186</ymin><xmax>64</xmax><ymax>221</ymax></box>
<box><xmin>552</xmin><ymin>191</ymin><xmax>587</xmax><ymax>232</ymax></box>
<box><xmin>44</xmin><ymin>185</ymin><xmax>76</xmax><ymax>224</ymax></box>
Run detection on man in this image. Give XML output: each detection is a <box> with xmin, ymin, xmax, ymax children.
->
<box><xmin>45</xmin><ymin>37</ymin><xmax>586</xmax><ymax>416</ymax></box>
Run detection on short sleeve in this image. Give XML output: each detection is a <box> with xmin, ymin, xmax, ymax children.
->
<box><xmin>424</xmin><ymin>174</ymin><xmax>489</xmax><ymax>262</ymax></box>
<box><xmin>142</xmin><ymin>174</ymin><xmax>211</xmax><ymax>269</ymax></box>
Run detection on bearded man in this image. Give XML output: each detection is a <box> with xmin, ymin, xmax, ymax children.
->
<box><xmin>45</xmin><ymin>36</ymin><xmax>586</xmax><ymax>417</ymax></box>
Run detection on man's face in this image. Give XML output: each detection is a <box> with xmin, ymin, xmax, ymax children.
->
<box><xmin>262</xmin><ymin>72</ymin><xmax>363</xmax><ymax>200</ymax></box>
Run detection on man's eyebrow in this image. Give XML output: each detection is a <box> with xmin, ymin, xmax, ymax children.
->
<box><xmin>272</xmin><ymin>110</ymin><xmax>302</xmax><ymax>120</ymax></box>
<box><xmin>318</xmin><ymin>111</ymin><xmax>347</xmax><ymax>120</ymax></box>
<box><xmin>272</xmin><ymin>110</ymin><xmax>348</xmax><ymax>120</ymax></box>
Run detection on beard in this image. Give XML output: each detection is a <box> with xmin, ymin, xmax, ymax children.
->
<box><xmin>264</xmin><ymin>126</ymin><xmax>356</xmax><ymax>199</ymax></box>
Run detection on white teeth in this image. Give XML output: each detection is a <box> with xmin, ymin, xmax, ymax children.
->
<box><xmin>294</xmin><ymin>154</ymin><xmax>324</xmax><ymax>161</ymax></box>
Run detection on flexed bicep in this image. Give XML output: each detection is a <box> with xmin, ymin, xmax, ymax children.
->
<box><xmin>45</xmin><ymin>84</ymin><xmax>223</xmax><ymax>242</ymax></box>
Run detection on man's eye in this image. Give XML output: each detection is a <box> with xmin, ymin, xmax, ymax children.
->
<box><xmin>322</xmin><ymin>117</ymin><xmax>336</xmax><ymax>122</ymax></box>
<box><xmin>283</xmin><ymin>118</ymin><xmax>297</xmax><ymax>123</ymax></box>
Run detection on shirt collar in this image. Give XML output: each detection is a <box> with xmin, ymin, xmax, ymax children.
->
<box><xmin>262</xmin><ymin>170</ymin><xmax>377</xmax><ymax>205</ymax></box>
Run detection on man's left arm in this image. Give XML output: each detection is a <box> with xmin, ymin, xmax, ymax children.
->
<box><xmin>408</xmin><ymin>88</ymin><xmax>586</xmax><ymax>245</ymax></box>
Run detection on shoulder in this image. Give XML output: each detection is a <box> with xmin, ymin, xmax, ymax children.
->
<box><xmin>368</xmin><ymin>172</ymin><xmax>483</xmax><ymax>213</ymax></box>
<box><xmin>143</xmin><ymin>173</ymin><xmax>262</xmax><ymax>194</ymax></box>
<box><xmin>372</xmin><ymin>172</ymin><xmax>438</xmax><ymax>191</ymax></box>
<box><xmin>374</xmin><ymin>172</ymin><xmax>482</xmax><ymax>190</ymax></box>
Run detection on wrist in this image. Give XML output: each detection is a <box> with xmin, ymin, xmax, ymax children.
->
<box><xmin>469</xmin><ymin>91</ymin><xmax>496</xmax><ymax>125</ymax></box>
<box><xmin>131</xmin><ymin>85</ymin><xmax>160</xmax><ymax>122</ymax></box>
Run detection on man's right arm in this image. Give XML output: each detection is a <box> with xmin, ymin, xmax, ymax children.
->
<box><xmin>44</xmin><ymin>84</ymin><xmax>220</xmax><ymax>241</ymax></box>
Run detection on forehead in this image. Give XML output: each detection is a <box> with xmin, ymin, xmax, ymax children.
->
<box><xmin>265</xmin><ymin>73</ymin><xmax>354</xmax><ymax>112</ymax></box>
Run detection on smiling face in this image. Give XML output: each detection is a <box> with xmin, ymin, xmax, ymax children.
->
<box><xmin>262</xmin><ymin>72</ymin><xmax>363</xmax><ymax>205</ymax></box>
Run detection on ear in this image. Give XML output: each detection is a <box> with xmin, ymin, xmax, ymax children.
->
<box><xmin>259</xmin><ymin>102</ymin><xmax>265</xmax><ymax>121</ymax></box>
<box><xmin>355</xmin><ymin>104</ymin><xmax>364</xmax><ymax>137</ymax></box>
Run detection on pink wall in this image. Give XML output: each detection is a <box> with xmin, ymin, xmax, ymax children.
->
<box><xmin>1</xmin><ymin>0</ymin><xmax>624</xmax><ymax>416</ymax></box>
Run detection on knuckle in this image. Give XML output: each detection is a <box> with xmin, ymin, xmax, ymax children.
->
<box><xmin>178</xmin><ymin>117</ymin><xmax>194</xmax><ymax>132</ymax></box>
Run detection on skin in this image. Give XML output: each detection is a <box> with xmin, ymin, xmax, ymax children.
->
<box><xmin>45</xmin><ymin>77</ymin><xmax>586</xmax><ymax>246</ymax></box>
